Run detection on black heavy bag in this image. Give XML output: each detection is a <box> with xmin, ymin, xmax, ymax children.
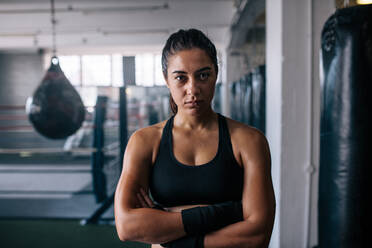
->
<box><xmin>26</xmin><ymin>57</ymin><xmax>85</xmax><ymax>139</ymax></box>
<box><xmin>238</xmin><ymin>77</ymin><xmax>247</xmax><ymax>124</ymax></box>
<box><xmin>242</xmin><ymin>73</ymin><xmax>253</xmax><ymax>125</ymax></box>
<box><xmin>212</xmin><ymin>83</ymin><xmax>222</xmax><ymax>113</ymax></box>
<box><xmin>251</xmin><ymin>65</ymin><xmax>266</xmax><ymax>133</ymax></box>
<box><xmin>235</xmin><ymin>80</ymin><xmax>243</xmax><ymax>122</ymax></box>
<box><xmin>319</xmin><ymin>5</ymin><xmax>372</xmax><ymax>248</ymax></box>
<box><xmin>229</xmin><ymin>82</ymin><xmax>237</xmax><ymax>120</ymax></box>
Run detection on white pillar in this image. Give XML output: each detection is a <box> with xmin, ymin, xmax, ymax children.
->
<box><xmin>266</xmin><ymin>0</ymin><xmax>283</xmax><ymax>246</ymax></box>
<box><xmin>266</xmin><ymin>0</ymin><xmax>334</xmax><ymax>247</ymax></box>
<box><xmin>309</xmin><ymin>1</ymin><xmax>335</xmax><ymax>247</ymax></box>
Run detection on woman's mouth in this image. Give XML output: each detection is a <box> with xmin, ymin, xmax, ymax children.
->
<box><xmin>185</xmin><ymin>100</ymin><xmax>203</xmax><ymax>107</ymax></box>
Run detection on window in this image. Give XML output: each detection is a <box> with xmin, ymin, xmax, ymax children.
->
<box><xmin>58</xmin><ymin>56</ymin><xmax>81</xmax><ymax>86</ymax></box>
<box><xmin>154</xmin><ymin>54</ymin><xmax>164</xmax><ymax>85</ymax></box>
<box><xmin>112</xmin><ymin>54</ymin><xmax>124</xmax><ymax>87</ymax></box>
<box><xmin>75</xmin><ymin>86</ymin><xmax>97</xmax><ymax>107</ymax></box>
<box><xmin>45</xmin><ymin>53</ymin><xmax>167</xmax><ymax>107</ymax></box>
<box><xmin>46</xmin><ymin>54</ymin><xmax>124</xmax><ymax>106</ymax></box>
<box><xmin>82</xmin><ymin>55</ymin><xmax>111</xmax><ymax>86</ymax></box>
<box><xmin>135</xmin><ymin>53</ymin><xmax>165</xmax><ymax>86</ymax></box>
<box><xmin>48</xmin><ymin>53</ymin><xmax>165</xmax><ymax>87</ymax></box>
<box><xmin>54</xmin><ymin>54</ymin><xmax>124</xmax><ymax>87</ymax></box>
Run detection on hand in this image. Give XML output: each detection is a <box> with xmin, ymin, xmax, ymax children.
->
<box><xmin>136</xmin><ymin>187</ymin><xmax>156</xmax><ymax>208</ymax></box>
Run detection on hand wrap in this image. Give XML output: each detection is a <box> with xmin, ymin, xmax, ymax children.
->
<box><xmin>181</xmin><ymin>201</ymin><xmax>243</xmax><ymax>235</ymax></box>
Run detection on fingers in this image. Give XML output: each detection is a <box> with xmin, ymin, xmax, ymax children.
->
<box><xmin>136</xmin><ymin>187</ymin><xmax>155</xmax><ymax>208</ymax></box>
<box><xmin>140</xmin><ymin>188</ymin><xmax>155</xmax><ymax>208</ymax></box>
<box><xmin>137</xmin><ymin>192</ymin><xmax>147</xmax><ymax>208</ymax></box>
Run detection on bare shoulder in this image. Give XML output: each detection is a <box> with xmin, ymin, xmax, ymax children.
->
<box><xmin>127</xmin><ymin>120</ymin><xmax>167</xmax><ymax>164</ymax></box>
<box><xmin>130</xmin><ymin>120</ymin><xmax>166</xmax><ymax>143</ymax></box>
<box><xmin>225</xmin><ymin>117</ymin><xmax>270</xmax><ymax>167</ymax></box>
<box><xmin>225</xmin><ymin>117</ymin><xmax>267</xmax><ymax>145</ymax></box>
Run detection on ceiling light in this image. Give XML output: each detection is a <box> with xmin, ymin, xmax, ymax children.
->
<box><xmin>357</xmin><ymin>0</ymin><xmax>372</xmax><ymax>4</ymax></box>
<box><xmin>101</xmin><ymin>28</ymin><xmax>169</xmax><ymax>36</ymax></box>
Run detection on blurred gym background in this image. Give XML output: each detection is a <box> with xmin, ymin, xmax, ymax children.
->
<box><xmin>0</xmin><ymin>0</ymin><xmax>371</xmax><ymax>248</ymax></box>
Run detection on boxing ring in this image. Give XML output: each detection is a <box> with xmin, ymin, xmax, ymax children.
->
<box><xmin>0</xmin><ymin>85</ymin><xmax>170</xmax><ymax>224</ymax></box>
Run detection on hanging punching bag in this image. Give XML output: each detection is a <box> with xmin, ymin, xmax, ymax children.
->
<box><xmin>238</xmin><ymin>77</ymin><xmax>247</xmax><ymax>124</ymax></box>
<box><xmin>251</xmin><ymin>65</ymin><xmax>266</xmax><ymax>134</ymax></box>
<box><xmin>212</xmin><ymin>83</ymin><xmax>222</xmax><ymax>113</ymax></box>
<box><xmin>229</xmin><ymin>82</ymin><xmax>237</xmax><ymax>121</ymax></box>
<box><xmin>319</xmin><ymin>5</ymin><xmax>372</xmax><ymax>247</ymax></box>
<box><xmin>242</xmin><ymin>73</ymin><xmax>253</xmax><ymax>125</ymax></box>
<box><xmin>26</xmin><ymin>57</ymin><xmax>85</xmax><ymax>139</ymax></box>
<box><xmin>235</xmin><ymin>79</ymin><xmax>243</xmax><ymax>122</ymax></box>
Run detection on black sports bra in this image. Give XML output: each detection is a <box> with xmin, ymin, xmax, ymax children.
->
<box><xmin>149</xmin><ymin>113</ymin><xmax>244</xmax><ymax>207</ymax></box>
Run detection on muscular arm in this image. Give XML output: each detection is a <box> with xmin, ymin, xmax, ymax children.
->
<box><xmin>202</xmin><ymin>127</ymin><xmax>276</xmax><ymax>248</ymax></box>
<box><xmin>115</xmin><ymin>124</ymin><xmax>275</xmax><ymax>247</ymax></box>
<box><xmin>114</xmin><ymin>128</ymin><xmax>186</xmax><ymax>244</ymax></box>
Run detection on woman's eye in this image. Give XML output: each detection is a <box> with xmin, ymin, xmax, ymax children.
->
<box><xmin>175</xmin><ymin>75</ymin><xmax>185</xmax><ymax>81</ymax></box>
<box><xmin>199</xmin><ymin>72</ymin><xmax>210</xmax><ymax>81</ymax></box>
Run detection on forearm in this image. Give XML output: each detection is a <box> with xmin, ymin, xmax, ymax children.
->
<box><xmin>203</xmin><ymin>220</ymin><xmax>269</xmax><ymax>248</ymax></box>
<box><xmin>160</xmin><ymin>220</ymin><xmax>266</xmax><ymax>248</ymax></box>
<box><xmin>160</xmin><ymin>201</ymin><xmax>244</xmax><ymax>248</ymax></box>
<box><xmin>116</xmin><ymin>207</ymin><xmax>186</xmax><ymax>244</ymax></box>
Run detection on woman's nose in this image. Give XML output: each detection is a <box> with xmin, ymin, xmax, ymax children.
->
<box><xmin>186</xmin><ymin>79</ymin><xmax>200</xmax><ymax>95</ymax></box>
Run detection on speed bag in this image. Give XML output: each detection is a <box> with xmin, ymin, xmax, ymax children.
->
<box><xmin>319</xmin><ymin>5</ymin><xmax>372</xmax><ymax>248</ymax></box>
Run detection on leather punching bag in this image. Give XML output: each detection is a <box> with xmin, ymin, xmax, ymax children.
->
<box><xmin>251</xmin><ymin>65</ymin><xmax>266</xmax><ymax>134</ymax></box>
<box><xmin>212</xmin><ymin>83</ymin><xmax>222</xmax><ymax>113</ymax></box>
<box><xmin>235</xmin><ymin>79</ymin><xmax>243</xmax><ymax>122</ymax></box>
<box><xmin>229</xmin><ymin>82</ymin><xmax>237</xmax><ymax>121</ymax></box>
<box><xmin>26</xmin><ymin>57</ymin><xmax>85</xmax><ymax>139</ymax></box>
<box><xmin>242</xmin><ymin>73</ymin><xmax>253</xmax><ymax>126</ymax></box>
<box><xmin>238</xmin><ymin>77</ymin><xmax>247</xmax><ymax>124</ymax></box>
<box><xmin>319</xmin><ymin>5</ymin><xmax>372</xmax><ymax>247</ymax></box>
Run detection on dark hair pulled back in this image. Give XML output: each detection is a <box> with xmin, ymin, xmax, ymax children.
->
<box><xmin>161</xmin><ymin>29</ymin><xmax>218</xmax><ymax>115</ymax></box>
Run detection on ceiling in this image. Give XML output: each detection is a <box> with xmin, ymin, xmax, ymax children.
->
<box><xmin>0</xmin><ymin>0</ymin><xmax>237</xmax><ymax>54</ymax></box>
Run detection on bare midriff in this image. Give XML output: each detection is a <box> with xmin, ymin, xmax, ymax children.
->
<box><xmin>151</xmin><ymin>204</ymin><xmax>209</xmax><ymax>248</ymax></box>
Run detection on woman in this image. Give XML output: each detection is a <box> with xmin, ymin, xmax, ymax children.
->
<box><xmin>114</xmin><ymin>29</ymin><xmax>275</xmax><ymax>248</ymax></box>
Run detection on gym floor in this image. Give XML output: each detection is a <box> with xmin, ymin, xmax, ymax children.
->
<box><xmin>0</xmin><ymin>219</ymin><xmax>149</xmax><ymax>248</ymax></box>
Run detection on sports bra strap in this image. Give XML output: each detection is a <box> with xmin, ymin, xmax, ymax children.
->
<box><xmin>159</xmin><ymin>114</ymin><xmax>175</xmax><ymax>148</ymax></box>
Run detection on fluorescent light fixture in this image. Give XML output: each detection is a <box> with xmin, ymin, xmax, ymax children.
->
<box><xmin>357</xmin><ymin>0</ymin><xmax>372</xmax><ymax>4</ymax></box>
<box><xmin>0</xmin><ymin>3</ymin><xmax>169</xmax><ymax>14</ymax></box>
<box><xmin>101</xmin><ymin>28</ymin><xmax>169</xmax><ymax>36</ymax></box>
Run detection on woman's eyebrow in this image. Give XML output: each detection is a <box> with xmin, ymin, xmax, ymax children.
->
<box><xmin>172</xmin><ymin>70</ymin><xmax>187</xmax><ymax>74</ymax></box>
<box><xmin>172</xmin><ymin>67</ymin><xmax>212</xmax><ymax>74</ymax></box>
<box><xmin>195</xmin><ymin>67</ymin><xmax>212</xmax><ymax>73</ymax></box>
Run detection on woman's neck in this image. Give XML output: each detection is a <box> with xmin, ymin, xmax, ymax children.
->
<box><xmin>173</xmin><ymin>107</ymin><xmax>217</xmax><ymax>131</ymax></box>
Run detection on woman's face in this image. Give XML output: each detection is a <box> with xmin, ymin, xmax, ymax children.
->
<box><xmin>165</xmin><ymin>48</ymin><xmax>217</xmax><ymax>116</ymax></box>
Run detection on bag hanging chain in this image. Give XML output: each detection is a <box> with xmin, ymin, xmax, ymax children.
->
<box><xmin>50</xmin><ymin>0</ymin><xmax>57</xmax><ymax>57</ymax></box>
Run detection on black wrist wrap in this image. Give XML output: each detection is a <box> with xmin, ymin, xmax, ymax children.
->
<box><xmin>181</xmin><ymin>201</ymin><xmax>243</xmax><ymax>235</ymax></box>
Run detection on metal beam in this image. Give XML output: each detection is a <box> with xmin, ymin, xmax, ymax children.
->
<box><xmin>0</xmin><ymin>3</ymin><xmax>169</xmax><ymax>14</ymax></box>
<box><xmin>229</xmin><ymin>0</ymin><xmax>265</xmax><ymax>48</ymax></box>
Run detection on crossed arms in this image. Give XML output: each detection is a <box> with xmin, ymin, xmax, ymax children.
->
<box><xmin>114</xmin><ymin>125</ymin><xmax>275</xmax><ymax>248</ymax></box>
